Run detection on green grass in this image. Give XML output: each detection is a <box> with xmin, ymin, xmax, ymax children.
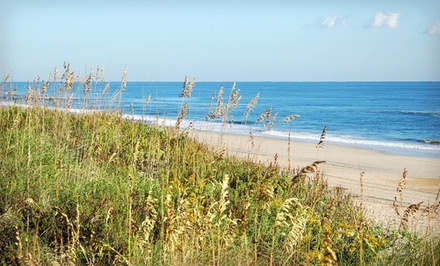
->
<box><xmin>0</xmin><ymin>106</ymin><xmax>438</xmax><ymax>265</ymax></box>
<box><xmin>0</xmin><ymin>67</ymin><xmax>439</xmax><ymax>265</ymax></box>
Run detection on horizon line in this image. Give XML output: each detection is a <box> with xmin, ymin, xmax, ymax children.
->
<box><xmin>10</xmin><ymin>80</ymin><xmax>440</xmax><ymax>83</ymax></box>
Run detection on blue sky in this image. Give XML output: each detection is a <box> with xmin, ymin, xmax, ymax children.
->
<box><xmin>1</xmin><ymin>0</ymin><xmax>439</xmax><ymax>81</ymax></box>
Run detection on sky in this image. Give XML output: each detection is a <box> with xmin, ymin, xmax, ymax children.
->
<box><xmin>1</xmin><ymin>0</ymin><xmax>440</xmax><ymax>81</ymax></box>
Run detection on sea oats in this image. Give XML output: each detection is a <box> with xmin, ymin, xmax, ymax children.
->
<box><xmin>423</xmin><ymin>204</ymin><xmax>439</xmax><ymax>214</ymax></box>
<box><xmin>189</xmin><ymin>77</ymin><xmax>196</xmax><ymax>87</ymax></box>
<box><xmin>187</xmin><ymin>121</ymin><xmax>194</xmax><ymax>131</ymax></box>
<box><xmin>257</xmin><ymin>108</ymin><xmax>272</xmax><ymax>122</ymax></box>
<box><xmin>96</xmin><ymin>64</ymin><xmax>104</xmax><ymax>84</ymax></box>
<box><xmin>183</xmin><ymin>76</ymin><xmax>188</xmax><ymax>89</ymax></box>
<box><xmin>62</xmin><ymin>62</ymin><xmax>75</xmax><ymax>92</ymax></box>
<box><xmin>67</xmin><ymin>94</ymin><xmax>73</xmax><ymax>109</ymax></box>
<box><xmin>392</xmin><ymin>196</ymin><xmax>401</xmax><ymax>216</ymax></box>
<box><xmin>228</xmin><ymin>83</ymin><xmax>239</xmax><ymax>103</ymax></box>
<box><xmin>3</xmin><ymin>73</ymin><xmax>10</xmax><ymax>83</ymax></box>
<box><xmin>108</xmin><ymin>66</ymin><xmax>129</xmax><ymax>106</ymax></box>
<box><xmin>217</xmin><ymin>86</ymin><xmax>224</xmax><ymax>105</ymax></box>
<box><xmin>53</xmin><ymin>66</ymin><xmax>59</xmax><ymax>81</ymax></box>
<box><xmin>232</xmin><ymin>95</ymin><xmax>242</xmax><ymax>110</ymax></box>
<box><xmin>83</xmin><ymin>73</ymin><xmax>92</xmax><ymax>98</ymax></box>
<box><xmin>130</xmin><ymin>103</ymin><xmax>134</xmax><ymax>116</ymax></box>
<box><xmin>103</xmin><ymin>83</ymin><xmax>110</xmax><ymax>95</ymax></box>
<box><xmin>281</xmin><ymin>114</ymin><xmax>300</xmax><ymax>123</ymax></box>
<box><xmin>6</xmin><ymin>81</ymin><xmax>15</xmax><ymax>101</ymax></box>
<box><xmin>145</xmin><ymin>94</ymin><xmax>152</xmax><ymax>105</ymax></box>
<box><xmin>292</xmin><ymin>161</ymin><xmax>326</xmax><ymax>182</ymax></box>
<box><xmin>0</xmin><ymin>73</ymin><xmax>10</xmax><ymax>94</ymax></box>
<box><xmin>50</xmin><ymin>97</ymin><xmax>58</xmax><ymax>107</ymax></box>
<box><xmin>222</xmin><ymin>83</ymin><xmax>242</xmax><ymax>123</ymax></box>
<box><xmin>175</xmin><ymin>102</ymin><xmax>188</xmax><ymax>131</ymax></box>
<box><xmin>316</xmin><ymin>125</ymin><xmax>327</xmax><ymax>149</ymax></box>
<box><xmin>244</xmin><ymin>92</ymin><xmax>260</xmax><ymax>122</ymax></box>
<box><xmin>249</xmin><ymin>130</ymin><xmax>255</xmax><ymax>149</ymax></box>
<box><xmin>180</xmin><ymin>76</ymin><xmax>196</xmax><ymax>98</ymax></box>
<box><xmin>121</xmin><ymin>64</ymin><xmax>128</xmax><ymax>92</ymax></box>
<box><xmin>400</xmin><ymin>201</ymin><xmax>423</xmax><ymax>230</ymax></box>
<box><xmin>256</xmin><ymin>107</ymin><xmax>278</xmax><ymax>130</ymax></box>
<box><xmin>217</xmin><ymin>86</ymin><xmax>225</xmax><ymax>114</ymax></box>
<box><xmin>25</xmin><ymin>85</ymin><xmax>32</xmax><ymax>103</ymax></box>
<box><xmin>207</xmin><ymin>85</ymin><xmax>224</xmax><ymax>120</ymax></box>
<box><xmin>42</xmin><ymin>80</ymin><xmax>49</xmax><ymax>94</ymax></box>
<box><xmin>208</xmin><ymin>91</ymin><xmax>216</xmax><ymax>116</ymax></box>
<box><xmin>396</xmin><ymin>168</ymin><xmax>407</xmax><ymax>205</ymax></box>
<box><xmin>219</xmin><ymin>146</ymin><xmax>227</xmax><ymax>160</ymax></box>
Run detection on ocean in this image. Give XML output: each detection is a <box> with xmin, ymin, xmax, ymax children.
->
<box><xmin>4</xmin><ymin>81</ymin><xmax>440</xmax><ymax>158</ymax></box>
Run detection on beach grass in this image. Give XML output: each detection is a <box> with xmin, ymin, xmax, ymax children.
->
<box><xmin>0</xmin><ymin>68</ymin><xmax>439</xmax><ymax>265</ymax></box>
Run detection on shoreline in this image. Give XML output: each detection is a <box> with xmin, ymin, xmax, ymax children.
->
<box><xmin>190</xmin><ymin>130</ymin><xmax>440</xmax><ymax>232</ymax></box>
<box><xmin>3</xmin><ymin>98</ymin><xmax>439</xmax><ymax>159</ymax></box>
<box><xmin>217</xmin><ymin>130</ymin><xmax>440</xmax><ymax>159</ymax></box>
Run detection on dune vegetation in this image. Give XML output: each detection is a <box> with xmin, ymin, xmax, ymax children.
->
<box><xmin>0</xmin><ymin>66</ymin><xmax>439</xmax><ymax>265</ymax></box>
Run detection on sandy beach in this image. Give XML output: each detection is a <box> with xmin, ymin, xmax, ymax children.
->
<box><xmin>191</xmin><ymin>130</ymin><xmax>440</xmax><ymax>232</ymax></box>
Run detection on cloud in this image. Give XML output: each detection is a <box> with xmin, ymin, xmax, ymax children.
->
<box><xmin>320</xmin><ymin>15</ymin><xmax>346</xmax><ymax>28</ymax></box>
<box><xmin>322</xmin><ymin>16</ymin><xmax>338</xmax><ymax>28</ymax></box>
<box><xmin>386</xmin><ymin>13</ymin><xmax>400</xmax><ymax>28</ymax></box>
<box><xmin>370</xmin><ymin>12</ymin><xmax>400</xmax><ymax>28</ymax></box>
<box><xmin>426</xmin><ymin>20</ymin><xmax>440</xmax><ymax>35</ymax></box>
<box><xmin>371</xmin><ymin>12</ymin><xmax>387</xmax><ymax>27</ymax></box>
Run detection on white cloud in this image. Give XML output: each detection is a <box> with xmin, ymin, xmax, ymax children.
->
<box><xmin>371</xmin><ymin>12</ymin><xmax>387</xmax><ymax>27</ymax></box>
<box><xmin>426</xmin><ymin>20</ymin><xmax>440</xmax><ymax>35</ymax></box>
<box><xmin>370</xmin><ymin>12</ymin><xmax>400</xmax><ymax>28</ymax></box>
<box><xmin>320</xmin><ymin>15</ymin><xmax>346</xmax><ymax>28</ymax></box>
<box><xmin>387</xmin><ymin>13</ymin><xmax>400</xmax><ymax>28</ymax></box>
<box><xmin>322</xmin><ymin>16</ymin><xmax>338</xmax><ymax>28</ymax></box>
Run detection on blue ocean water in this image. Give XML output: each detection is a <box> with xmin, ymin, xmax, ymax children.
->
<box><xmin>5</xmin><ymin>81</ymin><xmax>440</xmax><ymax>158</ymax></box>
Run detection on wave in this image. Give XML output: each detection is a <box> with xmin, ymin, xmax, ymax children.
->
<box><xmin>373</xmin><ymin>110</ymin><xmax>440</xmax><ymax>118</ymax></box>
<box><xmin>228</xmin><ymin>120</ymin><xmax>258</xmax><ymax>126</ymax></box>
<box><xmin>419</xmin><ymin>139</ymin><xmax>440</xmax><ymax>145</ymax></box>
<box><xmin>260</xmin><ymin>129</ymin><xmax>440</xmax><ymax>153</ymax></box>
<box><xmin>108</xmin><ymin>115</ymin><xmax>440</xmax><ymax>156</ymax></box>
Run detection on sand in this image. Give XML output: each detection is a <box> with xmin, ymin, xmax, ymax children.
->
<box><xmin>190</xmin><ymin>130</ymin><xmax>440</xmax><ymax>233</ymax></box>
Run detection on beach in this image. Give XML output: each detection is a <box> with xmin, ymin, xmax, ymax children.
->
<box><xmin>3</xmin><ymin>99</ymin><xmax>439</xmax><ymax>232</ymax></box>
<box><xmin>191</xmin><ymin>130</ymin><xmax>440</xmax><ymax>232</ymax></box>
